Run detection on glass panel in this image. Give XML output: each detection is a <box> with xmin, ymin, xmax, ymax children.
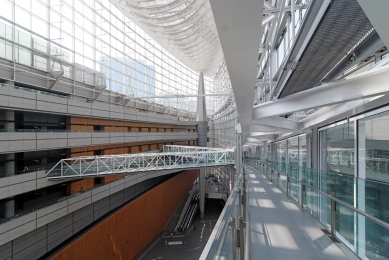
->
<box><xmin>290</xmin><ymin>178</ymin><xmax>299</xmax><ymax>202</ymax></box>
<box><xmin>364</xmin><ymin>213</ymin><xmax>389</xmax><ymax>259</ymax></box>
<box><xmin>275</xmin><ymin>140</ymin><xmax>287</xmax><ymax>164</ymax></box>
<box><xmin>320</xmin><ymin>121</ymin><xmax>355</xmax><ymax>176</ymax></box>
<box><xmin>336</xmin><ymin>202</ymin><xmax>355</xmax><ymax>248</ymax></box>
<box><xmin>0</xmin><ymin>21</ymin><xmax>13</xmax><ymax>40</ymax></box>
<box><xmin>288</xmin><ymin>137</ymin><xmax>299</xmax><ymax>166</ymax></box>
<box><xmin>16</xmin><ymin>46</ymin><xmax>32</xmax><ymax>66</ymax></box>
<box><xmin>0</xmin><ymin>39</ymin><xmax>12</xmax><ymax>60</ymax></box>
<box><xmin>16</xmin><ymin>28</ymin><xmax>32</xmax><ymax>48</ymax></box>
<box><xmin>359</xmin><ymin>110</ymin><xmax>389</xmax><ymax>183</ymax></box>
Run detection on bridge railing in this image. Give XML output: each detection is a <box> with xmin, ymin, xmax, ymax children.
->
<box><xmin>46</xmin><ymin>145</ymin><xmax>234</xmax><ymax>179</ymax></box>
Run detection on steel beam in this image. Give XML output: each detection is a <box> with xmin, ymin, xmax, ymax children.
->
<box><xmin>252</xmin><ymin>116</ymin><xmax>299</xmax><ymax>130</ymax></box>
<box><xmin>210</xmin><ymin>0</ymin><xmax>264</xmax><ymax>141</ymax></box>
<box><xmin>250</xmin><ymin>124</ymin><xmax>293</xmax><ymax>133</ymax></box>
<box><xmin>253</xmin><ymin>66</ymin><xmax>389</xmax><ymax>120</ymax></box>
<box><xmin>49</xmin><ymin>71</ymin><xmax>64</xmax><ymax>89</ymax></box>
<box><xmin>247</xmin><ymin>135</ymin><xmax>277</xmax><ymax>141</ymax></box>
<box><xmin>300</xmin><ymin>94</ymin><xmax>389</xmax><ymax>130</ymax></box>
<box><xmin>263</xmin><ymin>4</ymin><xmax>307</xmax><ymax>14</ymax></box>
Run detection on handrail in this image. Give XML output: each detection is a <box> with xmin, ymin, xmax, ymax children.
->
<box><xmin>245</xmin><ymin>158</ymin><xmax>389</xmax><ymax>231</ymax></box>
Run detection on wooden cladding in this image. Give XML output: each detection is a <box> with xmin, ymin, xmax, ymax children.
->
<box><xmin>68</xmin><ymin>140</ymin><xmax>197</xmax><ymax>157</ymax></box>
<box><xmin>51</xmin><ymin>169</ymin><xmax>198</xmax><ymax>260</ymax></box>
<box><xmin>67</xmin><ymin>178</ymin><xmax>94</xmax><ymax>195</ymax></box>
<box><xmin>66</xmin><ymin>116</ymin><xmax>196</xmax><ymax>132</ymax></box>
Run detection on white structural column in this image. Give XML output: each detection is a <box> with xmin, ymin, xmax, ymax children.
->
<box><xmin>235</xmin><ymin>124</ymin><xmax>242</xmax><ymax>175</ymax></box>
<box><xmin>196</xmin><ymin>72</ymin><xmax>207</xmax><ymax>218</ymax></box>
<box><xmin>357</xmin><ymin>0</ymin><xmax>389</xmax><ymax>48</ymax></box>
<box><xmin>210</xmin><ymin>0</ymin><xmax>264</xmax><ymax>141</ymax></box>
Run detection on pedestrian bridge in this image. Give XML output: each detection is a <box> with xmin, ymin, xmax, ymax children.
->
<box><xmin>46</xmin><ymin>145</ymin><xmax>234</xmax><ymax>179</ymax></box>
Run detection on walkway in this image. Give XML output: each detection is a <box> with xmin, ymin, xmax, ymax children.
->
<box><xmin>245</xmin><ymin>165</ymin><xmax>357</xmax><ymax>260</ymax></box>
<box><xmin>46</xmin><ymin>145</ymin><xmax>234</xmax><ymax>179</ymax></box>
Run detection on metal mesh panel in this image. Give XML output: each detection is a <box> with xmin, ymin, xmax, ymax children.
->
<box><xmin>279</xmin><ymin>0</ymin><xmax>373</xmax><ymax>98</ymax></box>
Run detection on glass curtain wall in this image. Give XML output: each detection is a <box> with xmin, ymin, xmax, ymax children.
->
<box><xmin>320</xmin><ymin>121</ymin><xmax>355</xmax><ymax>175</ymax></box>
<box><xmin>359</xmin><ymin>110</ymin><xmax>389</xmax><ymax>182</ymax></box>
<box><xmin>275</xmin><ymin>140</ymin><xmax>287</xmax><ymax>164</ymax></box>
<box><xmin>0</xmin><ymin>0</ymin><xmax>220</xmax><ymax>114</ymax></box>
<box><xmin>319</xmin><ymin>121</ymin><xmax>355</xmax><ymax>249</ymax></box>
<box><xmin>288</xmin><ymin>137</ymin><xmax>299</xmax><ymax>200</ymax></box>
<box><xmin>209</xmin><ymin>62</ymin><xmax>236</xmax><ymax>148</ymax></box>
<box><xmin>358</xmin><ymin>110</ymin><xmax>389</xmax><ymax>259</ymax></box>
<box><xmin>251</xmin><ymin>107</ymin><xmax>389</xmax><ymax>260</ymax></box>
<box><xmin>319</xmin><ymin>112</ymin><xmax>389</xmax><ymax>258</ymax></box>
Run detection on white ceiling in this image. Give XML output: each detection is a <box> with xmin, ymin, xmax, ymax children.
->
<box><xmin>111</xmin><ymin>0</ymin><xmax>224</xmax><ymax>76</ymax></box>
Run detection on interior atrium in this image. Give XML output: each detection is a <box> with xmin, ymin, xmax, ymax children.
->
<box><xmin>0</xmin><ymin>0</ymin><xmax>389</xmax><ymax>259</ymax></box>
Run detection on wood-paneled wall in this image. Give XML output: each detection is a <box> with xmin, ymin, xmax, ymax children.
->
<box><xmin>67</xmin><ymin>116</ymin><xmax>196</xmax><ymax>132</ymax></box>
<box><xmin>66</xmin><ymin>178</ymin><xmax>94</xmax><ymax>195</ymax></box>
<box><xmin>51</xmin><ymin>169</ymin><xmax>198</xmax><ymax>260</ymax></box>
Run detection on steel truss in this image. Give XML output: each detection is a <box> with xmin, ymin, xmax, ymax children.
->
<box><xmin>46</xmin><ymin>145</ymin><xmax>234</xmax><ymax>179</ymax></box>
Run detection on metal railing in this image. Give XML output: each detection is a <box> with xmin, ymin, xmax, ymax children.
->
<box><xmin>245</xmin><ymin>158</ymin><xmax>389</xmax><ymax>260</ymax></box>
<box><xmin>46</xmin><ymin>145</ymin><xmax>235</xmax><ymax>179</ymax></box>
<box><xmin>0</xmin><ymin>83</ymin><xmax>189</xmax><ymax>119</ymax></box>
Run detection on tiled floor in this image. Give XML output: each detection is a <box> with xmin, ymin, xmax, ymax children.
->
<box><xmin>245</xmin><ymin>165</ymin><xmax>356</xmax><ymax>260</ymax></box>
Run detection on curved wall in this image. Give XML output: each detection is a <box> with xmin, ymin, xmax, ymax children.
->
<box><xmin>51</xmin><ymin>169</ymin><xmax>198</xmax><ymax>260</ymax></box>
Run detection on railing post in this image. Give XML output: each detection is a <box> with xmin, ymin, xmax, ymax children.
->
<box><xmin>300</xmin><ymin>181</ymin><xmax>305</xmax><ymax>209</ymax></box>
<box><xmin>242</xmin><ymin>188</ymin><xmax>247</xmax><ymax>222</ymax></box>
<box><xmin>286</xmin><ymin>175</ymin><xmax>290</xmax><ymax>197</ymax></box>
<box><xmin>239</xmin><ymin>216</ymin><xmax>245</xmax><ymax>259</ymax></box>
<box><xmin>331</xmin><ymin>193</ymin><xmax>336</xmax><ymax>236</ymax></box>
<box><xmin>229</xmin><ymin>217</ymin><xmax>237</xmax><ymax>260</ymax></box>
<box><xmin>238</xmin><ymin>188</ymin><xmax>242</xmax><ymax>216</ymax></box>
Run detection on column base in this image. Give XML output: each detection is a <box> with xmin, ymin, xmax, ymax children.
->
<box><xmin>200</xmin><ymin>211</ymin><xmax>205</xmax><ymax>219</ymax></box>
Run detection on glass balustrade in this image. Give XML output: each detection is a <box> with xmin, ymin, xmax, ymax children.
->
<box><xmin>200</xmin><ymin>169</ymin><xmax>250</xmax><ymax>260</ymax></box>
<box><xmin>245</xmin><ymin>158</ymin><xmax>389</xmax><ymax>260</ymax></box>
